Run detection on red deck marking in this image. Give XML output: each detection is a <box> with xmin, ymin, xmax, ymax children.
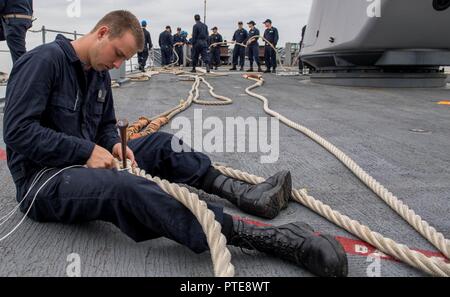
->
<box><xmin>0</xmin><ymin>148</ymin><xmax>6</xmax><ymax>161</ymax></box>
<box><xmin>334</xmin><ymin>236</ymin><xmax>448</xmax><ymax>262</ymax></box>
<box><xmin>233</xmin><ymin>216</ymin><xmax>449</xmax><ymax>263</ymax></box>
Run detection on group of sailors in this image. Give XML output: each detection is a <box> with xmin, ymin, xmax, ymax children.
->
<box><xmin>0</xmin><ymin>3</ymin><xmax>283</xmax><ymax>75</ymax></box>
<box><xmin>138</xmin><ymin>15</ymin><xmax>280</xmax><ymax>73</ymax></box>
<box><xmin>1</xmin><ymin>2</ymin><xmax>286</xmax><ymax>75</ymax></box>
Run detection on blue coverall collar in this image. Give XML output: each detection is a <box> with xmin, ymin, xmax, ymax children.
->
<box><xmin>55</xmin><ymin>34</ymin><xmax>81</xmax><ymax>64</ymax></box>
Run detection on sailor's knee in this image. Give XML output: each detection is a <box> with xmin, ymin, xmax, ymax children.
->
<box><xmin>149</xmin><ymin>131</ymin><xmax>186</xmax><ymax>153</ymax></box>
<box><xmin>112</xmin><ymin>172</ymin><xmax>165</xmax><ymax>202</ymax></box>
<box><xmin>151</xmin><ymin>131</ymin><xmax>175</xmax><ymax>144</ymax></box>
<box><xmin>112</xmin><ymin>172</ymin><xmax>142</xmax><ymax>193</ymax></box>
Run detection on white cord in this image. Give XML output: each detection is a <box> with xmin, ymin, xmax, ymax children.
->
<box><xmin>0</xmin><ymin>168</ymin><xmax>52</xmax><ymax>225</ymax></box>
<box><xmin>0</xmin><ymin>165</ymin><xmax>84</xmax><ymax>243</ymax></box>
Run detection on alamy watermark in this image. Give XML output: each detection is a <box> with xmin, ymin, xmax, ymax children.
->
<box><xmin>66</xmin><ymin>0</ymin><xmax>81</xmax><ymax>18</ymax></box>
<box><xmin>354</xmin><ymin>244</ymin><xmax>382</xmax><ymax>277</ymax></box>
<box><xmin>66</xmin><ymin>253</ymin><xmax>81</xmax><ymax>277</ymax></box>
<box><xmin>171</xmin><ymin>109</ymin><xmax>280</xmax><ymax>164</ymax></box>
<box><xmin>366</xmin><ymin>253</ymin><xmax>382</xmax><ymax>277</ymax></box>
<box><xmin>367</xmin><ymin>0</ymin><xmax>382</xmax><ymax>18</ymax></box>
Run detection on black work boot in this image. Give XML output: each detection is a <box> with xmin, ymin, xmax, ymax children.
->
<box><xmin>247</xmin><ymin>67</ymin><xmax>254</xmax><ymax>72</ymax></box>
<box><xmin>230</xmin><ymin>65</ymin><xmax>237</xmax><ymax>71</ymax></box>
<box><xmin>190</xmin><ymin>68</ymin><xmax>196</xmax><ymax>73</ymax></box>
<box><xmin>210</xmin><ymin>171</ymin><xmax>292</xmax><ymax>219</ymax></box>
<box><xmin>257</xmin><ymin>65</ymin><xmax>263</xmax><ymax>72</ymax></box>
<box><xmin>229</xmin><ymin>220</ymin><xmax>348</xmax><ymax>277</ymax></box>
<box><xmin>264</xmin><ymin>68</ymin><xmax>271</xmax><ymax>73</ymax></box>
<box><xmin>240</xmin><ymin>66</ymin><xmax>244</xmax><ymax>71</ymax></box>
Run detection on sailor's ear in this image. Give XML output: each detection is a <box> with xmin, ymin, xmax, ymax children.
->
<box><xmin>96</xmin><ymin>26</ymin><xmax>110</xmax><ymax>40</ymax></box>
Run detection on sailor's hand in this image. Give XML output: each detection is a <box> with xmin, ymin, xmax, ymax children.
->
<box><xmin>86</xmin><ymin>145</ymin><xmax>116</xmax><ymax>169</ymax></box>
<box><xmin>112</xmin><ymin>143</ymin><xmax>138</xmax><ymax>168</ymax></box>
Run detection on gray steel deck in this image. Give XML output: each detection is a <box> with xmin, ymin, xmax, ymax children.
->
<box><xmin>0</xmin><ymin>71</ymin><xmax>449</xmax><ymax>277</ymax></box>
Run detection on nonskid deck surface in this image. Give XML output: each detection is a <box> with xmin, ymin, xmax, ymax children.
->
<box><xmin>0</xmin><ymin>72</ymin><xmax>449</xmax><ymax>276</ymax></box>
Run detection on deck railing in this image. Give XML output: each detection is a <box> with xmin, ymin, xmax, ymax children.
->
<box><xmin>0</xmin><ymin>26</ymin><xmax>164</xmax><ymax>73</ymax></box>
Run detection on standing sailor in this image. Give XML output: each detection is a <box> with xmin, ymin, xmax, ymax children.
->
<box><xmin>0</xmin><ymin>0</ymin><xmax>33</xmax><ymax>63</ymax></box>
<box><xmin>246</xmin><ymin>21</ymin><xmax>262</xmax><ymax>73</ymax></box>
<box><xmin>209</xmin><ymin>26</ymin><xmax>223</xmax><ymax>70</ymax></box>
<box><xmin>173</xmin><ymin>27</ymin><xmax>186</xmax><ymax>67</ymax></box>
<box><xmin>230</xmin><ymin>21</ymin><xmax>248</xmax><ymax>71</ymax></box>
<box><xmin>159</xmin><ymin>25</ymin><xmax>173</xmax><ymax>66</ymax></box>
<box><xmin>263</xmin><ymin>19</ymin><xmax>279</xmax><ymax>73</ymax></box>
<box><xmin>137</xmin><ymin>20</ymin><xmax>153</xmax><ymax>72</ymax></box>
<box><xmin>191</xmin><ymin>14</ymin><xmax>210</xmax><ymax>73</ymax></box>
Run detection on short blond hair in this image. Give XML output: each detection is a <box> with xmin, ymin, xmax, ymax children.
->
<box><xmin>91</xmin><ymin>10</ymin><xmax>144</xmax><ymax>51</ymax></box>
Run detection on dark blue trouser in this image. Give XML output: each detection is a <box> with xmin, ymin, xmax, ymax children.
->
<box><xmin>137</xmin><ymin>50</ymin><xmax>149</xmax><ymax>68</ymax></box>
<box><xmin>175</xmin><ymin>46</ymin><xmax>183</xmax><ymax>66</ymax></box>
<box><xmin>192</xmin><ymin>41</ymin><xmax>210</xmax><ymax>67</ymax></box>
<box><xmin>161</xmin><ymin>47</ymin><xmax>173</xmax><ymax>66</ymax></box>
<box><xmin>264</xmin><ymin>45</ymin><xmax>277</xmax><ymax>70</ymax></box>
<box><xmin>1</xmin><ymin>18</ymin><xmax>31</xmax><ymax>63</ymax></box>
<box><xmin>16</xmin><ymin>132</ymin><xmax>224</xmax><ymax>253</ymax></box>
<box><xmin>232</xmin><ymin>45</ymin><xmax>245</xmax><ymax>67</ymax></box>
<box><xmin>210</xmin><ymin>47</ymin><xmax>221</xmax><ymax>67</ymax></box>
<box><xmin>247</xmin><ymin>44</ymin><xmax>260</xmax><ymax>67</ymax></box>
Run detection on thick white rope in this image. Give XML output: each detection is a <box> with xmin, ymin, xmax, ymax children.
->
<box><xmin>116</xmin><ymin>160</ymin><xmax>235</xmax><ymax>277</ymax></box>
<box><xmin>166</xmin><ymin>47</ymin><xmax>181</xmax><ymax>68</ymax></box>
<box><xmin>245</xmin><ymin>35</ymin><xmax>286</xmax><ymax>72</ymax></box>
<box><xmin>124</xmin><ymin>69</ymin><xmax>450</xmax><ymax>276</ymax></box>
<box><xmin>162</xmin><ymin>75</ymin><xmax>233</xmax><ymax>120</ymax></box>
<box><xmin>209</xmin><ymin>41</ymin><xmax>247</xmax><ymax>50</ymax></box>
<box><xmin>214</xmin><ymin>165</ymin><xmax>450</xmax><ymax>277</ymax></box>
<box><xmin>235</xmin><ymin>75</ymin><xmax>450</xmax><ymax>276</ymax></box>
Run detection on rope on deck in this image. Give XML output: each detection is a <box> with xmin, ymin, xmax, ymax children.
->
<box><xmin>214</xmin><ymin>165</ymin><xmax>450</xmax><ymax>277</ymax></box>
<box><xmin>238</xmin><ymin>74</ymin><xmax>450</xmax><ymax>276</ymax></box>
<box><xmin>125</xmin><ymin>60</ymin><xmax>450</xmax><ymax>276</ymax></box>
<box><xmin>115</xmin><ymin>159</ymin><xmax>235</xmax><ymax>277</ymax></box>
<box><xmin>127</xmin><ymin>75</ymin><xmax>232</xmax><ymax>140</ymax></box>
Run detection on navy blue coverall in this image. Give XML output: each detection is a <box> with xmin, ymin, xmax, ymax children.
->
<box><xmin>247</xmin><ymin>28</ymin><xmax>260</xmax><ymax>67</ymax></box>
<box><xmin>0</xmin><ymin>0</ymin><xmax>33</xmax><ymax>63</ymax></box>
<box><xmin>159</xmin><ymin>30</ymin><xmax>173</xmax><ymax>66</ymax></box>
<box><xmin>191</xmin><ymin>21</ymin><xmax>210</xmax><ymax>67</ymax></box>
<box><xmin>263</xmin><ymin>27</ymin><xmax>279</xmax><ymax>70</ymax></box>
<box><xmin>232</xmin><ymin>28</ymin><xmax>248</xmax><ymax>67</ymax></box>
<box><xmin>3</xmin><ymin>35</ymin><xmax>226</xmax><ymax>253</ymax></box>
<box><xmin>173</xmin><ymin>33</ymin><xmax>186</xmax><ymax>66</ymax></box>
<box><xmin>137</xmin><ymin>28</ymin><xmax>152</xmax><ymax>70</ymax></box>
<box><xmin>209</xmin><ymin>33</ymin><xmax>223</xmax><ymax>67</ymax></box>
